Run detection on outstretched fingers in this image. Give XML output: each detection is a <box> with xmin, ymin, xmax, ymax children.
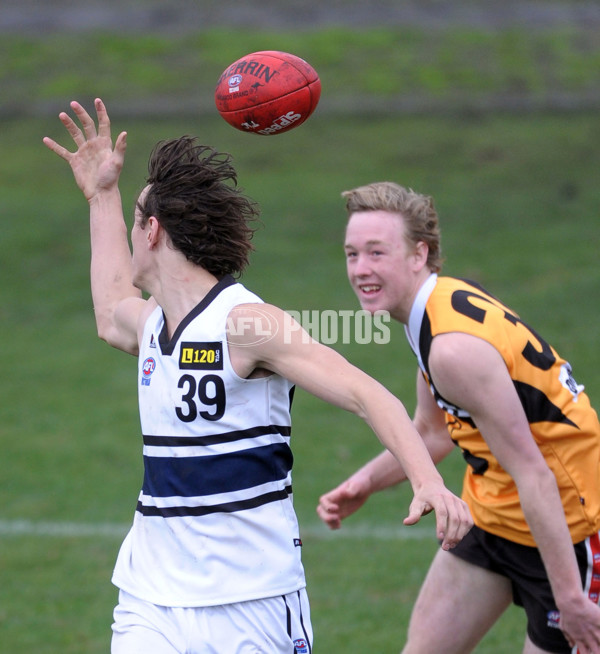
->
<box><xmin>42</xmin><ymin>98</ymin><xmax>126</xmax><ymax>201</ymax></box>
<box><xmin>43</xmin><ymin>99</ymin><xmax>111</xmax><ymax>158</ymax></box>
<box><xmin>42</xmin><ymin>135</ymin><xmax>72</xmax><ymax>162</ymax></box>
<box><xmin>42</xmin><ymin>100</ymin><xmax>101</xmax><ymax>160</ymax></box>
<box><xmin>94</xmin><ymin>98</ymin><xmax>113</xmax><ymax>139</ymax></box>
<box><xmin>69</xmin><ymin>100</ymin><xmax>101</xmax><ymax>142</ymax></box>
<box><xmin>113</xmin><ymin>129</ymin><xmax>128</xmax><ymax>162</ymax></box>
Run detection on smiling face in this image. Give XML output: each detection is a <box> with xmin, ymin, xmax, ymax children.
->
<box><xmin>344</xmin><ymin>210</ymin><xmax>430</xmax><ymax>323</ymax></box>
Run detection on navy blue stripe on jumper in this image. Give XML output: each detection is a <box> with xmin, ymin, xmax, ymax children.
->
<box><xmin>142</xmin><ymin>441</ymin><xmax>294</xmax><ymax>498</ymax></box>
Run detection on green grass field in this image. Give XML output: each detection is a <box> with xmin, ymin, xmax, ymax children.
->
<box><xmin>1</xmin><ymin>21</ymin><xmax>600</xmax><ymax>654</ymax></box>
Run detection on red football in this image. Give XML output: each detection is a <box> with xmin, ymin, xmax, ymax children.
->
<box><xmin>215</xmin><ymin>51</ymin><xmax>321</xmax><ymax>136</ymax></box>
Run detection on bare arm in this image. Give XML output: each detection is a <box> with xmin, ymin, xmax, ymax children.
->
<box><xmin>43</xmin><ymin>99</ymin><xmax>146</xmax><ymax>354</ymax></box>
<box><xmin>430</xmin><ymin>332</ymin><xmax>600</xmax><ymax>652</ymax></box>
<box><xmin>316</xmin><ymin>368</ymin><xmax>455</xmax><ymax>528</ymax></box>
<box><xmin>229</xmin><ymin>304</ymin><xmax>472</xmax><ymax>550</ymax></box>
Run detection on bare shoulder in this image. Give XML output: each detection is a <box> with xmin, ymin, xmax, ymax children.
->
<box><xmin>226</xmin><ymin>302</ymin><xmax>310</xmax><ymax>346</ymax></box>
<box><xmin>429</xmin><ymin>332</ymin><xmax>511</xmax><ymax>410</ymax></box>
<box><xmin>227</xmin><ymin>302</ymin><xmax>285</xmax><ymax>345</ymax></box>
<box><xmin>138</xmin><ymin>296</ymin><xmax>158</xmax><ymax>328</ymax></box>
<box><xmin>225</xmin><ymin>302</ymin><xmax>288</xmax><ymax>378</ymax></box>
<box><xmin>227</xmin><ymin>302</ymin><xmax>335</xmax><ymax>381</ymax></box>
<box><xmin>430</xmin><ymin>332</ymin><xmax>502</xmax><ymax>370</ymax></box>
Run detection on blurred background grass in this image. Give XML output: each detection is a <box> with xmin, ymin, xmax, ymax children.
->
<box><xmin>3</xmin><ymin>23</ymin><xmax>600</xmax><ymax>117</ymax></box>
<box><xmin>1</xmin><ymin>2</ymin><xmax>599</xmax><ymax>652</ymax></box>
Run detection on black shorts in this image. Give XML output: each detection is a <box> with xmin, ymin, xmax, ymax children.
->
<box><xmin>448</xmin><ymin>524</ymin><xmax>600</xmax><ymax>653</ymax></box>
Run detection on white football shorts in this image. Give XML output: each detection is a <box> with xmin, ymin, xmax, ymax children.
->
<box><xmin>111</xmin><ymin>588</ymin><xmax>312</xmax><ymax>653</ymax></box>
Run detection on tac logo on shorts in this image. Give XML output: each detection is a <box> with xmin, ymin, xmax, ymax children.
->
<box><xmin>294</xmin><ymin>639</ymin><xmax>308</xmax><ymax>653</ymax></box>
<box><xmin>179</xmin><ymin>342</ymin><xmax>223</xmax><ymax>370</ymax></box>
<box><xmin>141</xmin><ymin>357</ymin><xmax>156</xmax><ymax>386</ymax></box>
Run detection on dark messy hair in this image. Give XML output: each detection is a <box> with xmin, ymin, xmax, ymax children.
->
<box><xmin>137</xmin><ymin>137</ymin><xmax>259</xmax><ymax>278</ymax></box>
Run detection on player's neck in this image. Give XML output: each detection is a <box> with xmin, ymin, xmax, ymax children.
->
<box><xmin>151</xmin><ymin>261</ymin><xmax>220</xmax><ymax>339</ymax></box>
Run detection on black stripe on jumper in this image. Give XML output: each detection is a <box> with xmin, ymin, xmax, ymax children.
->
<box><xmin>136</xmin><ymin>485</ymin><xmax>293</xmax><ymax>518</ymax></box>
<box><xmin>143</xmin><ymin>424</ymin><xmax>292</xmax><ymax>448</ymax></box>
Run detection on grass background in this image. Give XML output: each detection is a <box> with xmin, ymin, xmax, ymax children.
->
<box><xmin>1</xmin><ymin>6</ymin><xmax>599</xmax><ymax>653</ymax></box>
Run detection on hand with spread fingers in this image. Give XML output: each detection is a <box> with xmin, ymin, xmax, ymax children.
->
<box><xmin>43</xmin><ymin>98</ymin><xmax>127</xmax><ymax>202</ymax></box>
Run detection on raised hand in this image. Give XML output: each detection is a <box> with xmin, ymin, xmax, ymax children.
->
<box><xmin>43</xmin><ymin>98</ymin><xmax>127</xmax><ymax>202</ymax></box>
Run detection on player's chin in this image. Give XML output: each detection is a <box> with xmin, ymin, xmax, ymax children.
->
<box><xmin>357</xmin><ymin>297</ymin><xmax>384</xmax><ymax>315</ymax></box>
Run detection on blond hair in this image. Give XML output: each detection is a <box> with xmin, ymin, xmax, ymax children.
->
<box><xmin>342</xmin><ymin>181</ymin><xmax>443</xmax><ymax>273</ymax></box>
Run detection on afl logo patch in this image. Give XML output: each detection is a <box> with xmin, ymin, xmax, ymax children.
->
<box><xmin>546</xmin><ymin>610</ymin><xmax>560</xmax><ymax>629</ymax></box>
<box><xmin>294</xmin><ymin>639</ymin><xmax>308</xmax><ymax>653</ymax></box>
<box><xmin>141</xmin><ymin>357</ymin><xmax>156</xmax><ymax>386</ymax></box>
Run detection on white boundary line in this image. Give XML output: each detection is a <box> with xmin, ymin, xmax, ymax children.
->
<box><xmin>0</xmin><ymin>519</ymin><xmax>128</xmax><ymax>538</ymax></box>
<box><xmin>0</xmin><ymin>519</ymin><xmax>434</xmax><ymax>541</ymax></box>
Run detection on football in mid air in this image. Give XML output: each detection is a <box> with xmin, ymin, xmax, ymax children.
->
<box><xmin>215</xmin><ymin>51</ymin><xmax>321</xmax><ymax>136</ymax></box>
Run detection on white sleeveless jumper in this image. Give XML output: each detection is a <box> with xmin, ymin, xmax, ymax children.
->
<box><xmin>112</xmin><ymin>276</ymin><xmax>306</xmax><ymax>607</ymax></box>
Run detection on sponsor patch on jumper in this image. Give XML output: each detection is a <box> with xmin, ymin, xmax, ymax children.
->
<box><xmin>179</xmin><ymin>342</ymin><xmax>223</xmax><ymax>370</ymax></box>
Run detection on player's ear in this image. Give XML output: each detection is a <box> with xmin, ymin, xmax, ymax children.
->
<box><xmin>412</xmin><ymin>241</ymin><xmax>429</xmax><ymax>271</ymax></box>
<box><xmin>147</xmin><ymin>216</ymin><xmax>161</xmax><ymax>249</ymax></box>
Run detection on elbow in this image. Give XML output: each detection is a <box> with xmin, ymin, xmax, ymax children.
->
<box><xmin>96</xmin><ymin>325</ymin><xmax>119</xmax><ymax>349</ymax></box>
<box><xmin>95</xmin><ymin>321</ymin><xmax>138</xmax><ymax>356</ymax></box>
<box><xmin>95</xmin><ymin>318</ymin><xmax>114</xmax><ymax>345</ymax></box>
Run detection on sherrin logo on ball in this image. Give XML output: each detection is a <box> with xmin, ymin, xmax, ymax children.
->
<box><xmin>215</xmin><ymin>50</ymin><xmax>321</xmax><ymax>135</ymax></box>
